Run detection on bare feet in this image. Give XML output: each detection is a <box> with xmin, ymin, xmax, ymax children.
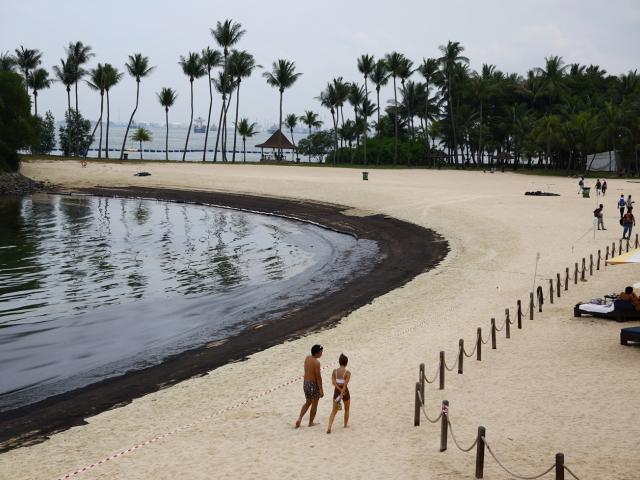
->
<box><xmin>295</xmin><ymin>419</ymin><xmax>301</xmax><ymax>429</ymax></box>
<box><xmin>326</xmin><ymin>430</ymin><xmax>331</xmax><ymax>434</ymax></box>
<box><xmin>308</xmin><ymin>421</ymin><xmax>319</xmax><ymax>427</ymax></box>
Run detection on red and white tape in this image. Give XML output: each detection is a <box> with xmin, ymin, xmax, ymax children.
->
<box><xmin>58</xmin><ymin>365</ymin><xmax>331</xmax><ymax>479</ymax></box>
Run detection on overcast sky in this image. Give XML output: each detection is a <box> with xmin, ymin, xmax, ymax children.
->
<box><xmin>2</xmin><ymin>0</ymin><xmax>639</xmax><ymax>126</ymax></box>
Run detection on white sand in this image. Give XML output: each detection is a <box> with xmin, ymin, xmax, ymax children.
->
<box><xmin>2</xmin><ymin>160</ymin><xmax>640</xmax><ymax>479</ymax></box>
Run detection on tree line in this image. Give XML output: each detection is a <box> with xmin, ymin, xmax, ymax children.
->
<box><xmin>2</xmin><ymin>27</ymin><xmax>639</xmax><ymax>171</ymax></box>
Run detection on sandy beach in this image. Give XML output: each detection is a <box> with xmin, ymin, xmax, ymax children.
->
<box><xmin>2</xmin><ymin>160</ymin><xmax>640</xmax><ymax>479</ymax></box>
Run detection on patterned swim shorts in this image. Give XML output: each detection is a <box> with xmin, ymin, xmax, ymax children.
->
<box><xmin>303</xmin><ymin>380</ymin><xmax>320</xmax><ymax>400</ymax></box>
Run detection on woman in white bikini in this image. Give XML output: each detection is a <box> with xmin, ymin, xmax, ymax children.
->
<box><xmin>327</xmin><ymin>353</ymin><xmax>350</xmax><ymax>434</ymax></box>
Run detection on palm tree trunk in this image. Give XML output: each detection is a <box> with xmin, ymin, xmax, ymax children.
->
<box><xmin>243</xmin><ymin>137</ymin><xmax>246</xmax><ymax>162</ymax></box>
<box><xmin>376</xmin><ymin>87</ymin><xmax>381</xmax><ymax>137</ymax></box>
<box><xmin>106</xmin><ymin>90</ymin><xmax>111</xmax><ymax>158</ymax></box>
<box><xmin>213</xmin><ymin>98</ymin><xmax>224</xmax><ymax>162</ymax></box>
<box><xmin>308</xmin><ymin>126</ymin><xmax>312</xmax><ymax>162</ymax></box>
<box><xmin>393</xmin><ymin>76</ymin><xmax>398</xmax><ymax>164</ymax></box>
<box><xmin>183</xmin><ymin>79</ymin><xmax>194</xmax><ymax>161</ymax></box>
<box><xmin>89</xmin><ymin>97</ymin><xmax>103</xmax><ymax>157</ymax></box>
<box><xmin>221</xmin><ymin>92</ymin><xmax>227</xmax><ymax>161</ymax></box>
<box><xmin>67</xmin><ymin>88</ymin><xmax>71</xmax><ymax>115</ymax></box>
<box><xmin>289</xmin><ymin>128</ymin><xmax>296</xmax><ymax>161</ymax></box>
<box><xmin>165</xmin><ymin>108</ymin><xmax>169</xmax><ymax>161</ymax></box>
<box><xmin>363</xmin><ymin>76</ymin><xmax>368</xmax><ymax>165</ymax></box>
<box><xmin>223</xmin><ymin>94</ymin><xmax>232</xmax><ymax>160</ymax></box>
<box><xmin>232</xmin><ymin>79</ymin><xmax>241</xmax><ymax>163</ymax></box>
<box><xmin>139</xmin><ymin>140</ymin><xmax>143</xmax><ymax>160</ymax></box>
<box><xmin>279</xmin><ymin>90</ymin><xmax>283</xmax><ymax>158</ymax></box>
<box><xmin>478</xmin><ymin>101</ymin><xmax>483</xmax><ymax>164</ymax></box>
<box><xmin>331</xmin><ymin>110</ymin><xmax>338</xmax><ymax>164</ymax></box>
<box><xmin>98</xmin><ymin>93</ymin><xmax>104</xmax><ymax>158</ymax></box>
<box><xmin>203</xmin><ymin>68</ymin><xmax>213</xmax><ymax>161</ymax></box>
<box><xmin>75</xmin><ymin>80</ymin><xmax>79</xmax><ymax>113</ymax></box>
<box><xmin>121</xmin><ymin>80</ymin><xmax>140</xmax><ymax>159</ymax></box>
<box><xmin>448</xmin><ymin>77</ymin><xmax>458</xmax><ymax>164</ymax></box>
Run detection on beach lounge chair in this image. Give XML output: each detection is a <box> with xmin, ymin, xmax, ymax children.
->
<box><xmin>574</xmin><ymin>299</ymin><xmax>640</xmax><ymax>321</ymax></box>
<box><xmin>620</xmin><ymin>326</ymin><xmax>640</xmax><ymax>345</ymax></box>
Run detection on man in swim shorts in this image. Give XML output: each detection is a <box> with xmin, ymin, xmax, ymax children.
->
<box><xmin>295</xmin><ymin>344</ymin><xmax>323</xmax><ymax>428</ymax></box>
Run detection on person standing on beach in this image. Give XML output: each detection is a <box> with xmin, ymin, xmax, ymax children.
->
<box><xmin>326</xmin><ymin>353</ymin><xmax>351</xmax><ymax>434</ymax></box>
<box><xmin>618</xmin><ymin>195</ymin><xmax>627</xmax><ymax>218</ymax></box>
<box><xmin>622</xmin><ymin>207</ymin><xmax>635</xmax><ymax>240</ymax></box>
<box><xmin>295</xmin><ymin>344</ymin><xmax>324</xmax><ymax>428</ymax></box>
<box><xmin>594</xmin><ymin>204</ymin><xmax>606</xmax><ymax>230</ymax></box>
<box><xmin>578</xmin><ymin>176</ymin><xmax>584</xmax><ymax>195</ymax></box>
<box><xmin>595</xmin><ymin>179</ymin><xmax>602</xmax><ymax>196</ymax></box>
<box><xmin>627</xmin><ymin>195</ymin><xmax>634</xmax><ymax>210</ymax></box>
<box><xmin>602</xmin><ymin>180</ymin><xmax>608</xmax><ymax>196</ymax></box>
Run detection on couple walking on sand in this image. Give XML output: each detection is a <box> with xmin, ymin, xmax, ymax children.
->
<box><xmin>295</xmin><ymin>345</ymin><xmax>351</xmax><ymax>434</ymax></box>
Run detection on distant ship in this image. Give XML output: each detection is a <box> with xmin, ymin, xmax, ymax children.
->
<box><xmin>194</xmin><ymin>117</ymin><xmax>206</xmax><ymax>133</ymax></box>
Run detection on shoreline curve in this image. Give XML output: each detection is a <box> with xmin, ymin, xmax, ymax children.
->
<box><xmin>0</xmin><ymin>186</ymin><xmax>448</xmax><ymax>452</ymax></box>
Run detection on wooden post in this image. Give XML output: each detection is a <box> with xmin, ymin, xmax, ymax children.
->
<box><xmin>475</xmin><ymin>426</ymin><xmax>486</xmax><ymax>479</ymax></box>
<box><xmin>605</xmin><ymin>245</ymin><xmax>610</xmax><ymax>262</ymax></box>
<box><xmin>505</xmin><ymin>309</ymin><xmax>510</xmax><ymax>339</ymax></box>
<box><xmin>414</xmin><ymin>382</ymin><xmax>421</xmax><ymax>426</ymax></box>
<box><xmin>549</xmin><ymin>279</ymin><xmax>554</xmax><ymax>304</ymax></box>
<box><xmin>517</xmin><ymin>300</ymin><xmax>522</xmax><ymax>328</ymax></box>
<box><xmin>537</xmin><ymin>287</ymin><xmax>543</xmax><ymax>312</ymax></box>
<box><xmin>589</xmin><ymin>254</ymin><xmax>593</xmax><ymax>275</ymax></box>
<box><xmin>555</xmin><ymin>453</ymin><xmax>564</xmax><ymax>480</ymax></box>
<box><xmin>419</xmin><ymin>363</ymin><xmax>425</xmax><ymax>403</ymax></box>
<box><xmin>490</xmin><ymin>318</ymin><xmax>496</xmax><ymax>349</ymax></box>
<box><xmin>619</xmin><ymin>239</ymin><xmax>623</xmax><ymax>254</ymax></box>
<box><xmin>597</xmin><ymin>250</ymin><xmax>601</xmax><ymax>271</ymax></box>
<box><xmin>556</xmin><ymin>273</ymin><xmax>561</xmax><ymax>297</ymax></box>
<box><xmin>574</xmin><ymin>262</ymin><xmax>578</xmax><ymax>285</ymax></box>
<box><xmin>476</xmin><ymin>327</ymin><xmax>482</xmax><ymax>361</ymax></box>
<box><xmin>458</xmin><ymin>339</ymin><xmax>464</xmax><ymax>374</ymax></box>
<box><xmin>529</xmin><ymin>292</ymin><xmax>534</xmax><ymax>320</ymax></box>
<box><xmin>565</xmin><ymin>267</ymin><xmax>569</xmax><ymax>290</ymax></box>
<box><xmin>612</xmin><ymin>241</ymin><xmax>616</xmax><ymax>256</ymax></box>
<box><xmin>439</xmin><ymin>351</ymin><xmax>445</xmax><ymax>390</ymax></box>
<box><xmin>439</xmin><ymin>400</ymin><xmax>449</xmax><ymax>452</ymax></box>
<box><xmin>636</xmin><ymin>233</ymin><xmax>639</xmax><ymax>249</ymax></box>
<box><xmin>626</xmin><ymin>239</ymin><xmax>630</xmax><ymax>252</ymax></box>
<box><xmin>581</xmin><ymin>258</ymin><xmax>586</xmax><ymax>281</ymax></box>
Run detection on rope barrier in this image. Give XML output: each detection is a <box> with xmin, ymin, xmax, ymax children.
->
<box><xmin>480</xmin><ymin>332</ymin><xmax>490</xmax><ymax>345</ymax></box>
<box><xmin>443</xmin><ymin>355</ymin><xmax>459</xmax><ymax>372</ymax></box>
<box><xmin>564</xmin><ymin>465</ymin><xmax>582</xmax><ymax>480</ymax></box>
<box><xmin>423</xmin><ymin>364</ymin><xmax>440</xmax><ymax>384</ymax></box>
<box><xmin>494</xmin><ymin>319</ymin><xmax>506</xmax><ymax>332</ymax></box>
<box><xmin>447</xmin><ymin>418</ymin><xmax>478</xmax><ymax>453</ymax></box>
<box><xmin>483</xmin><ymin>437</ymin><xmax>556</xmax><ymax>480</ymax></box>
<box><xmin>417</xmin><ymin>391</ymin><xmax>442</xmax><ymax>424</ymax></box>
<box><xmin>463</xmin><ymin>341</ymin><xmax>478</xmax><ymax>358</ymax></box>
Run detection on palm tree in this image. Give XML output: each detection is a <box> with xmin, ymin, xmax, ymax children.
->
<box><xmin>86</xmin><ymin>64</ymin><xmax>106</xmax><ymax>157</ymax></box>
<box><xmin>384</xmin><ymin>52</ymin><xmax>408</xmax><ymax>163</ymax></box>
<box><xmin>471</xmin><ymin>64</ymin><xmax>497</xmax><ymax>163</ymax></box>
<box><xmin>132</xmin><ymin>127</ymin><xmax>152</xmax><ymax>160</ymax></box>
<box><xmin>211</xmin><ymin>19</ymin><xmax>246</xmax><ymax>161</ymax></box>
<box><xmin>438</xmin><ymin>41</ymin><xmax>469</xmax><ymax>163</ymax></box>
<box><xmin>284</xmin><ymin>113</ymin><xmax>298</xmax><ymax>160</ymax></box>
<box><xmin>14</xmin><ymin>46</ymin><xmax>42</xmax><ymax>92</ymax></box>
<box><xmin>417</xmin><ymin>57</ymin><xmax>441</xmax><ymax>147</ymax></box>
<box><xmin>0</xmin><ymin>52</ymin><xmax>15</xmax><ymax>72</ymax></box>
<box><xmin>535</xmin><ymin>55</ymin><xmax>568</xmax><ymax>107</ymax></box>
<box><xmin>332</xmin><ymin>77</ymin><xmax>350</xmax><ymax>144</ymax></box>
<box><xmin>357</xmin><ymin>54</ymin><xmax>375</xmax><ymax>164</ymax></box>
<box><xmin>200</xmin><ymin>47</ymin><xmax>222</xmax><ymax>161</ymax></box>
<box><xmin>157</xmin><ymin>87</ymin><xmax>178</xmax><ymax>161</ymax></box>
<box><xmin>347</xmin><ymin>83</ymin><xmax>365</xmax><ymax>150</ymax></box>
<box><xmin>237</xmin><ymin>118</ymin><xmax>258</xmax><ymax>162</ymax></box>
<box><xmin>299</xmin><ymin>111</ymin><xmax>323</xmax><ymax>162</ymax></box>
<box><xmin>318</xmin><ymin>82</ymin><xmax>339</xmax><ymax>163</ymax></box>
<box><xmin>65</xmin><ymin>41</ymin><xmax>94</xmax><ymax>113</ymax></box>
<box><xmin>370</xmin><ymin>60</ymin><xmax>389</xmax><ymax>137</ymax></box>
<box><xmin>26</xmin><ymin>68</ymin><xmax>51</xmax><ymax>117</ymax></box>
<box><xmin>179</xmin><ymin>52</ymin><xmax>205</xmax><ymax>161</ymax></box>
<box><xmin>228</xmin><ymin>50</ymin><xmax>259</xmax><ymax>162</ymax></box>
<box><xmin>120</xmin><ymin>53</ymin><xmax>154</xmax><ymax>159</ymax></box>
<box><xmin>598</xmin><ymin>101</ymin><xmax>624</xmax><ymax>172</ymax></box>
<box><xmin>53</xmin><ymin>57</ymin><xmax>75</xmax><ymax>115</ymax></box>
<box><xmin>212</xmin><ymin>72</ymin><xmax>236</xmax><ymax>162</ymax></box>
<box><xmin>263</xmin><ymin>59</ymin><xmax>302</xmax><ymax>156</ymax></box>
<box><xmin>102</xmin><ymin>64</ymin><xmax>123</xmax><ymax>159</ymax></box>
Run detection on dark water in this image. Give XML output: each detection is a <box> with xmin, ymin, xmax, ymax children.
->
<box><xmin>0</xmin><ymin>194</ymin><xmax>378</xmax><ymax>411</ymax></box>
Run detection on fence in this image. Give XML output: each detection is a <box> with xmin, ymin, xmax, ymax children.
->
<box><xmin>411</xmin><ymin>233</ymin><xmax>639</xmax><ymax>478</ymax></box>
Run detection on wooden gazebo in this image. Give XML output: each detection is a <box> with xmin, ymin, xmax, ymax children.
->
<box><xmin>255</xmin><ymin>129</ymin><xmax>297</xmax><ymax>161</ymax></box>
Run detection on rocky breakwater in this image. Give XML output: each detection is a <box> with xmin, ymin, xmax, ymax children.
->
<box><xmin>0</xmin><ymin>172</ymin><xmax>47</xmax><ymax>196</ymax></box>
